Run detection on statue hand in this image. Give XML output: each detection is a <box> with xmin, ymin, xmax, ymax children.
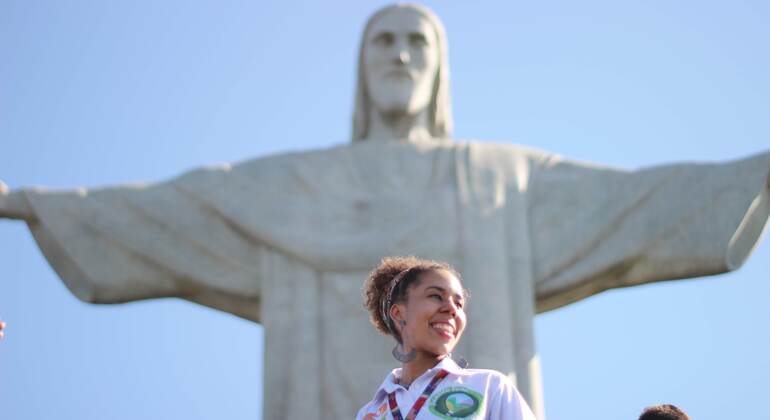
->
<box><xmin>0</xmin><ymin>180</ymin><xmax>9</xmax><ymax>216</ymax></box>
<box><xmin>0</xmin><ymin>181</ymin><xmax>35</xmax><ymax>221</ymax></box>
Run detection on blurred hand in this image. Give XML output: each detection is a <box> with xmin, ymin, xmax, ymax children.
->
<box><xmin>0</xmin><ymin>320</ymin><xmax>6</xmax><ymax>340</ymax></box>
<box><xmin>0</xmin><ymin>180</ymin><xmax>9</xmax><ymax>215</ymax></box>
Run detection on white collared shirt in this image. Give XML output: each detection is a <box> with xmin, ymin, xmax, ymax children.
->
<box><xmin>356</xmin><ymin>358</ymin><xmax>537</xmax><ymax>420</ymax></box>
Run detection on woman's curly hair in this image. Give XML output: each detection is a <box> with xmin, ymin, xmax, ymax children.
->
<box><xmin>363</xmin><ymin>256</ymin><xmax>464</xmax><ymax>341</ymax></box>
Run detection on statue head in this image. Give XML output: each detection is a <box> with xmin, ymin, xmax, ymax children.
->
<box><xmin>352</xmin><ymin>4</ymin><xmax>453</xmax><ymax>141</ymax></box>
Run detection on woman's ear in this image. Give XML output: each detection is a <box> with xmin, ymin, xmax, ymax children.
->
<box><xmin>390</xmin><ymin>303</ymin><xmax>406</xmax><ymax>330</ymax></box>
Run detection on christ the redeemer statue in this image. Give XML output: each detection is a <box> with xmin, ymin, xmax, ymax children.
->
<box><xmin>1</xmin><ymin>4</ymin><xmax>768</xmax><ymax>419</ymax></box>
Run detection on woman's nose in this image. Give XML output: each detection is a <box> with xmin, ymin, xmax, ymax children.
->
<box><xmin>443</xmin><ymin>299</ymin><xmax>459</xmax><ymax>315</ymax></box>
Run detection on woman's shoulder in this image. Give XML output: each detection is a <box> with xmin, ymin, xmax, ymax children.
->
<box><xmin>450</xmin><ymin>368</ymin><xmax>536</xmax><ymax>420</ymax></box>
<box><xmin>436</xmin><ymin>359</ymin><xmax>517</xmax><ymax>394</ymax></box>
<box><xmin>355</xmin><ymin>399</ymin><xmax>389</xmax><ymax>420</ymax></box>
<box><xmin>424</xmin><ymin>368</ymin><xmax>532</xmax><ymax>420</ymax></box>
<box><xmin>439</xmin><ymin>368</ymin><xmax>519</xmax><ymax>406</ymax></box>
<box><xmin>354</xmin><ymin>368</ymin><xmax>398</xmax><ymax>420</ymax></box>
<box><xmin>456</xmin><ymin>367</ymin><xmax>514</xmax><ymax>386</ymax></box>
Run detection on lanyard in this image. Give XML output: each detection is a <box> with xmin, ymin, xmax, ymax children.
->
<box><xmin>387</xmin><ymin>369</ymin><xmax>449</xmax><ymax>420</ymax></box>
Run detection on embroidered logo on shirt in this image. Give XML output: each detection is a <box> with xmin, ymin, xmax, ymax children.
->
<box><xmin>428</xmin><ymin>387</ymin><xmax>484</xmax><ymax>419</ymax></box>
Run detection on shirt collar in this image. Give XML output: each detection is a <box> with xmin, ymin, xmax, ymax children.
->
<box><xmin>372</xmin><ymin>357</ymin><xmax>464</xmax><ymax>404</ymax></box>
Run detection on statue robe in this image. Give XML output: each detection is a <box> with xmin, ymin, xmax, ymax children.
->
<box><xmin>21</xmin><ymin>140</ymin><xmax>770</xmax><ymax>419</ymax></box>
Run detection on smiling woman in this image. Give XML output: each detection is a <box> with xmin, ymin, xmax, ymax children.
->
<box><xmin>358</xmin><ymin>256</ymin><xmax>537</xmax><ymax>420</ymax></box>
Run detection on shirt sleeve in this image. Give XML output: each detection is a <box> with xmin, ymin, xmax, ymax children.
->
<box><xmin>527</xmin><ymin>150</ymin><xmax>770</xmax><ymax>312</ymax></box>
<box><xmin>487</xmin><ymin>373</ymin><xmax>539</xmax><ymax>420</ymax></box>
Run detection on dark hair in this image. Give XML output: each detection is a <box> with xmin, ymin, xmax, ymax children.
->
<box><xmin>638</xmin><ymin>404</ymin><xmax>690</xmax><ymax>420</ymax></box>
<box><xmin>363</xmin><ymin>256</ymin><xmax>463</xmax><ymax>343</ymax></box>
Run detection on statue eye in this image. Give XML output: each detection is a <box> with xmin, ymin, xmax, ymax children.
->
<box><xmin>409</xmin><ymin>33</ymin><xmax>428</xmax><ymax>47</ymax></box>
<box><xmin>372</xmin><ymin>32</ymin><xmax>395</xmax><ymax>47</ymax></box>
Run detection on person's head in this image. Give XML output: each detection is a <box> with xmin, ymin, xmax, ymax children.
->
<box><xmin>352</xmin><ymin>3</ymin><xmax>453</xmax><ymax>141</ymax></box>
<box><xmin>364</xmin><ymin>256</ymin><xmax>467</xmax><ymax>359</ymax></box>
<box><xmin>638</xmin><ymin>404</ymin><xmax>690</xmax><ymax>420</ymax></box>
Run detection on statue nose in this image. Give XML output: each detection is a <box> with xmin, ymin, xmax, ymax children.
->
<box><xmin>394</xmin><ymin>50</ymin><xmax>410</xmax><ymax>64</ymax></box>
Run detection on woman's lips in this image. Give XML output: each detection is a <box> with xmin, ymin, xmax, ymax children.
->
<box><xmin>430</xmin><ymin>322</ymin><xmax>455</xmax><ymax>339</ymax></box>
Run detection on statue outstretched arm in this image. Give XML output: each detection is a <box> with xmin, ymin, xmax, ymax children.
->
<box><xmin>527</xmin><ymin>150</ymin><xmax>770</xmax><ymax>313</ymax></box>
<box><xmin>12</xmin><ymin>164</ymin><xmax>267</xmax><ymax>323</ymax></box>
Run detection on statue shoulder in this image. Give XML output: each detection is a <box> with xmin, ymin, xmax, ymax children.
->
<box><xmin>454</xmin><ymin>140</ymin><xmax>559</xmax><ymax>169</ymax></box>
<box><xmin>216</xmin><ymin>143</ymin><xmax>353</xmax><ymax>173</ymax></box>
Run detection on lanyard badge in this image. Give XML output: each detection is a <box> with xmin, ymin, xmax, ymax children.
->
<box><xmin>387</xmin><ymin>369</ymin><xmax>449</xmax><ymax>420</ymax></box>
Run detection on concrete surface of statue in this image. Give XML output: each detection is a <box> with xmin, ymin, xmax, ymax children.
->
<box><xmin>1</xmin><ymin>4</ymin><xmax>769</xmax><ymax>420</ymax></box>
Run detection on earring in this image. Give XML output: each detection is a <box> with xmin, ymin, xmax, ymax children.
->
<box><xmin>455</xmin><ymin>357</ymin><xmax>469</xmax><ymax>369</ymax></box>
<box><xmin>392</xmin><ymin>319</ymin><xmax>416</xmax><ymax>362</ymax></box>
<box><xmin>392</xmin><ymin>343</ymin><xmax>416</xmax><ymax>363</ymax></box>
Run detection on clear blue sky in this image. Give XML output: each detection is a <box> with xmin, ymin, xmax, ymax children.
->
<box><xmin>1</xmin><ymin>1</ymin><xmax>768</xmax><ymax>419</ymax></box>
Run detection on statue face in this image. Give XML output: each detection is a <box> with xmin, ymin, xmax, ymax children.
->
<box><xmin>363</xmin><ymin>8</ymin><xmax>439</xmax><ymax>116</ymax></box>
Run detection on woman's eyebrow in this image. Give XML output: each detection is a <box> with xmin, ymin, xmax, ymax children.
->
<box><xmin>425</xmin><ymin>285</ymin><xmax>463</xmax><ymax>299</ymax></box>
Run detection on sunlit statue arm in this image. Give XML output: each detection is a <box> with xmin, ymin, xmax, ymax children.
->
<box><xmin>527</xmin><ymin>150</ymin><xmax>770</xmax><ymax>312</ymax></box>
<box><xmin>0</xmin><ymin>166</ymin><xmax>265</xmax><ymax>323</ymax></box>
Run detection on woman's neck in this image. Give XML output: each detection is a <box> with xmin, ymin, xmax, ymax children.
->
<box><xmin>399</xmin><ymin>352</ymin><xmax>445</xmax><ymax>388</ymax></box>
